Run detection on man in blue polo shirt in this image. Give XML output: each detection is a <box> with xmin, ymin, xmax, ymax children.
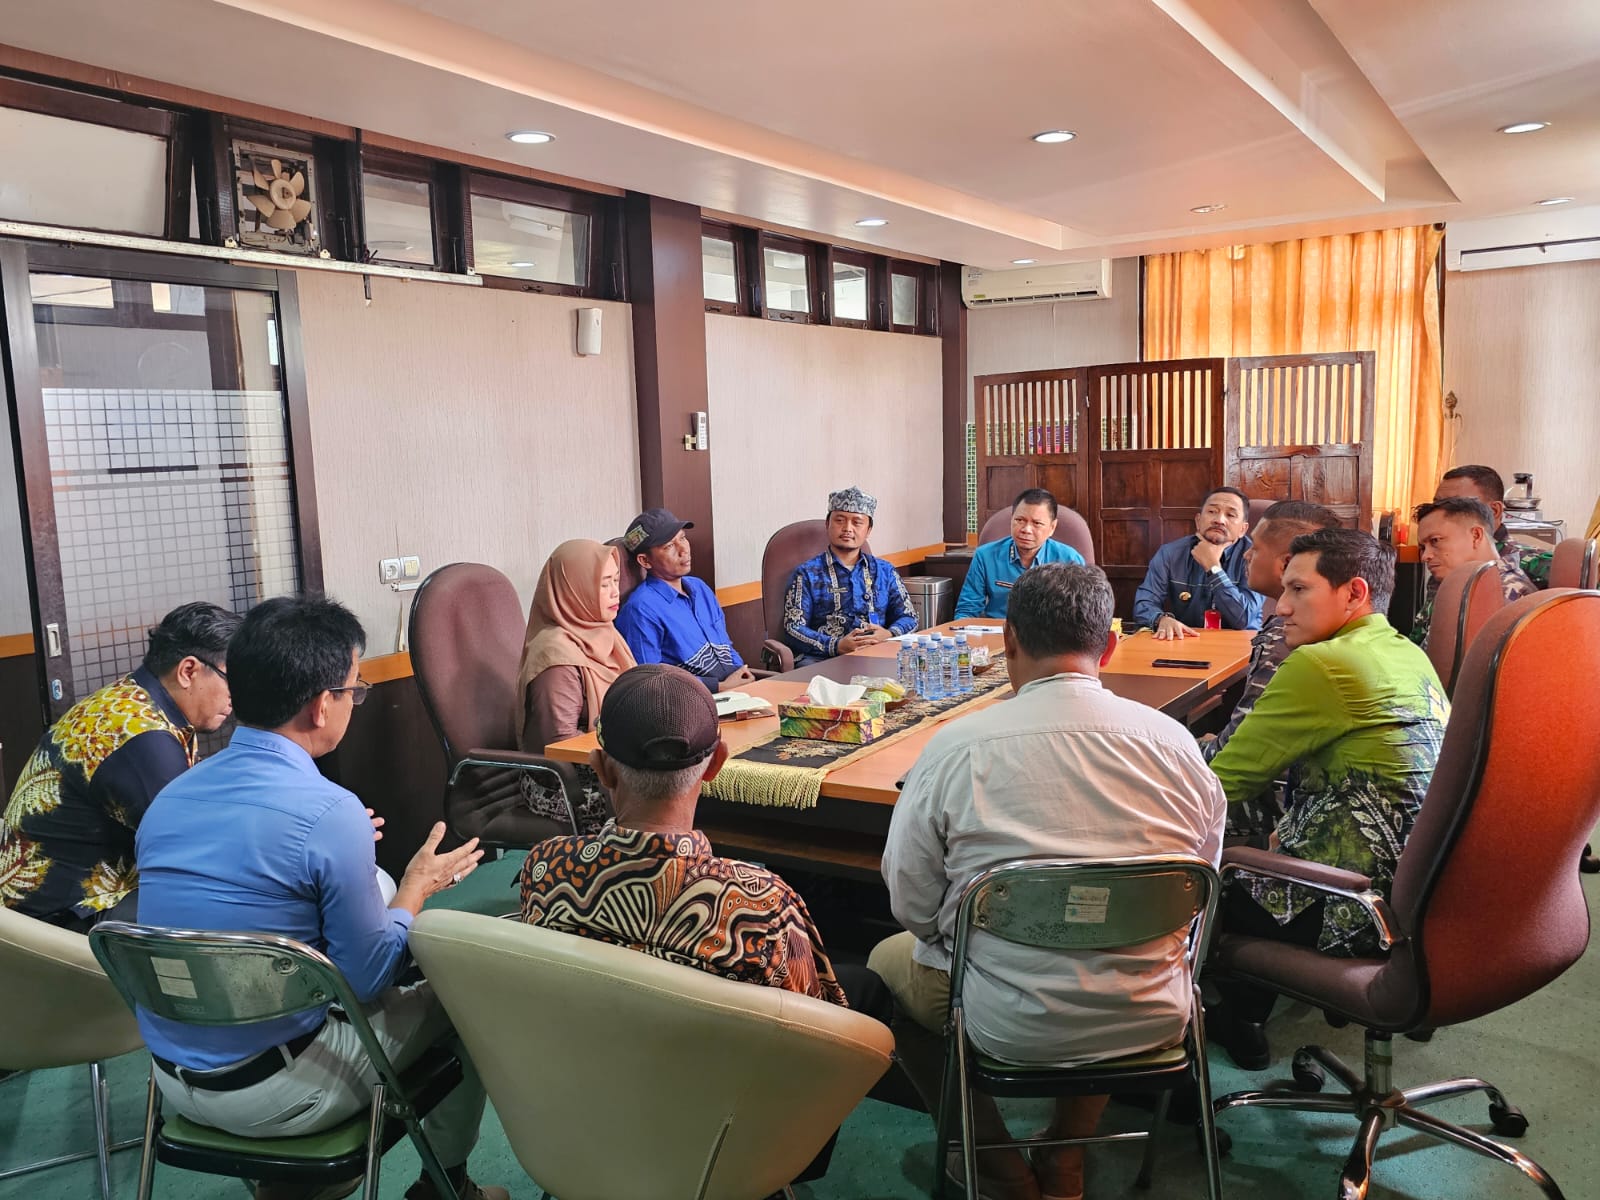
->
<box><xmin>1132</xmin><ymin>485</ymin><xmax>1265</xmax><ymax>639</ymax></box>
<box><xmin>615</xmin><ymin>507</ymin><xmax>756</xmax><ymax>694</ymax></box>
<box><xmin>955</xmin><ymin>488</ymin><xmax>1085</xmax><ymax>620</ymax></box>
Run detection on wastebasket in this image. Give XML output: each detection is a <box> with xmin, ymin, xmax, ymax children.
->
<box><xmin>903</xmin><ymin>576</ymin><xmax>953</xmax><ymax>630</ymax></box>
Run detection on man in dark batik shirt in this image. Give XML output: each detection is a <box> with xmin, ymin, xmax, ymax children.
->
<box><xmin>0</xmin><ymin>603</ymin><xmax>239</xmax><ymax>929</ymax></box>
<box><xmin>1202</xmin><ymin>501</ymin><xmax>1341</xmax><ymax>843</ymax></box>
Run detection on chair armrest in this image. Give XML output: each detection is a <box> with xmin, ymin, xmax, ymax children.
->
<box><xmin>747</xmin><ymin>668</ymin><xmax>776</xmax><ymax>680</ymax></box>
<box><xmin>1220</xmin><ymin>847</ymin><xmax>1402</xmax><ymax>950</ymax></box>
<box><xmin>451</xmin><ymin>749</ymin><xmax>572</xmax><ymax>787</ymax></box>
<box><xmin>761</xmin><ymin>638</ymin><xmax>795</xmax><ymax>673</ymax></box>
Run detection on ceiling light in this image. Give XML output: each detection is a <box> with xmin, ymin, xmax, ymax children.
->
<box><xmin>1535</xmin><ymin>196</ymin><xmax>1574</xmax><ymax>206</ymax></box>
<box><xmin>1190</xmin><ymin>203</ymin><xmax>1226</xmax><ymax>214</ymax></box>
<box><xmin>1032</xmin><ymin>130</ymin><xmax>1076</xmax><ymax>144</ymax></box>
<box><xmin>1011</xmin><ymin>258</ymin><xmax>1037</xmax><ymax>265</ymax></box>
<box><xmin>854</xmin><ymin>217</ymin><xmax>888</xmax><ymax>227</ymax></box>
<box><xmin>1497</xmin><ymin>121</ymin><xmax>1549</xmax><ymax>135</ymax></box>
<box><xmin>505</xmin><ymin>130</ymin><xmax>555</xmax><ymax>144</ymax></box>
<box><xmin>508</xmin><ymin>261</ymin><xmax>535</xmax><ymax>268</ymax></box>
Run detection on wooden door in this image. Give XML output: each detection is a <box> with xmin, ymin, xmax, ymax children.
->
<box><xmin>972</xmin><ymin>368</ymin><xmax>1089</xmax><ymax>530</ymax></box>
<box><xmin>1225</xmin><ymin>352</ymin><xmax>1375</xmax><ymax>530</ymax></box>
<box><xmin>1088</xmin><ymin>359</ymin><xmax>1226</xmax><ymax>616</ymax></box>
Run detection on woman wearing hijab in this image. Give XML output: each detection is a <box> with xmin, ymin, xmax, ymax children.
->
<box><xmin>515</xmin><ymin>539</ymin><xmax>635</xmax><ymax>832</ymax></box>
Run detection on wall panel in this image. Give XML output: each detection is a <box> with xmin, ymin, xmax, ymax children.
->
<box><xmin>1444</xmin><ymin>260</ymin><xmax>1600</xmax><ymax>531</ymax></box>
<box><xmin>295</xmin><ymin>274</ymin><xmax>640</xmax><ymax>646</ymax></box>
<box><xmin>705</xmin><ymin>316</ymin><xmax>943</xmax><ymax>587</ymax></box>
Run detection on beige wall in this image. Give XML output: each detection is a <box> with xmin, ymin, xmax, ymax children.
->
<box><xmin>966</xmin><ymin>256</ymin><xmax>1142</xmax><ymax>417</ymax></box>
<box><xmin>705</xmin><ymin>315</ymin><xmax>944</xmax><ymax>586</ymax></box>
<box><xmin>1443</xmin><ymin>260</ymin><xmax>1600</xmax><ymax>532</ymax></box>
<box><xmin>296</xmin><ymin>274</ymin><xmax>639</xmax><ymax>650</ymax></box>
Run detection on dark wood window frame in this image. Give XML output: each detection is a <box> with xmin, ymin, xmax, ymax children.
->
<box><xmin>355</xmin><ymin>147</ymin><xmax>447</xmax><ymax>271</ymax></box>
<box><xmin>889</xmin><ymin>259</ymin><xmax>935</xmax><ymax>334</ymax></box>
<box><xmin>701</xmin><ymin>220</ymin><xmax>747</xmax><ymax>316</ymax></box>
<box><xmin>757</xmin><ymin>232</ymin><xmax>817</xmax><ymax>325</ymax></box>
<box><xmin>827</xmin><ymin>247</ymin><xmax>873</xmax><ymax>329</ymax></box>
<box><xmin>464</xmin><ymin>170</ymin><xmax>623</xmax><ymax>300</ymax></box>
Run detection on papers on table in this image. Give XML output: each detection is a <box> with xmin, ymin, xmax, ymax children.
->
<box><xmin>952</xmin><ymin>624</ymin><xmax>1004</xmax><ymax>635</ymax></box>
<box><xmin>714</xmin><ymin>691</ymin><xmax>775</xmax><ymax>720</ymax></box>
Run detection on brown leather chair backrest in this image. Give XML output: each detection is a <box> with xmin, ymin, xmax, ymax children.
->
<box><xmin>977</xmin><ymin>506</ymin><xmax>1096</xmax><ymax>564</ymax></box>
<box><xmin>1247</xmin><ymin>497</ymin><xmax>1274</xmax><ymax>531</ymax></box>
<box><xmin>409</xmin><ymin>562</ymin><xmax>526</xmax><ymax>767</ymax></box>
<box><xmin>1383</xmin><ymin>590</ymin><xmax>1600</xmax><ymax>1028</ymax></box>
<box><xmin>1548</xmin><ymin>537</ymin><xmax>1597</xmax><ymax>589</ymax></box>
<box><xmin>1422</xmin><ymin>560</ymin><xmax>1506</xmax><ymax>696</ymax></box>
<box><xmin>761</xmin><ymin>519</ymin><xmax>832</xmax><ymax>644</ymax></box>
<box><xmin>606</xmin><ymin>537</ymin><xmax>646</xmax><ymax>605</ymax></box>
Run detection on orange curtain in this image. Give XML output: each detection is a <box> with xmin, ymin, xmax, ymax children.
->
<box><xmin>1144</xmin><ymin>225</ymin><xmax>1444</xmax><ymax>520</ymax></box>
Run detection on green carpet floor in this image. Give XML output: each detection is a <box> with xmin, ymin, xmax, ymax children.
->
<box><xmin>5</xmin><ymin>853</ymin><xmax>1597</xmax><ymax>1199</ymax></box>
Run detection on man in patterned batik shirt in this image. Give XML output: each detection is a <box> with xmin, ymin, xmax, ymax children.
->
<box><xmin>782</xmin><ymin>485</ymin><xmax>918</xmax><ymax>664</ymax></box>
<box><xmin>1208</xmin><ymin>530</ymin><xmax>1447</xmax><ymax>1070</ymax></box>
<box><xmin>0</xmin><ymin>602</ymin><xmax>239</xmax><ymax>930</ymax></box>
<box><xmin>1408</xmin><ymin>496</ymin><xmax>1538</xmax><ymax>646</ymax></box>
<box><xmin>518</xmin><ymin>663</ymin><xmax>847</xmax><ymax>1005</ymax></box>
<box><xmin>1202</xmin><ymin>501</ymin><xmax>1341</xmax><ymax>844</ymax></box>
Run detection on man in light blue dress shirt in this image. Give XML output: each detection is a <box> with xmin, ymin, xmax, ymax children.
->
<box><xmin>136</xmin><ymin>596</ymin><xmax>505</xmax><ymax>1200</ymax></box>
<box><xmin>955</xmin><ymin>488</ymin><xmax>1086</xmax><ymax>620</ymax></box>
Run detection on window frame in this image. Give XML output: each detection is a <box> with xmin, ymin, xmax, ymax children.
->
<box><xmin>889</xmin><ymin>259</ymin><xmax>933</xmax><ymax>334</ymax></box>
<box><xmin>757</xmin><ymin>232</ymin><xmax>817</xmax><ymax>325</ymax></box>
<box><xmin>700</xmin><ymin>220</ymin><xmax>747</xmax><ymax>315</ymax></box>
<box><xmin>356</xmin><ymin>147</ymin><xmax>446</xmax><ymax>271</ymax></box>
<box><xmin>464</xmin><ymin>170</ymin><xmax>618</xmax><ymax>299</ymax></box>
<box><xmin>827</xmin><ymin>247</ymin><xmax>872</xmax><ymax>329</ymax></box>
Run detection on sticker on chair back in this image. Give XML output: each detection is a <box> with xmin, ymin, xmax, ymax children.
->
<box><xmin>152</xmin><ymin>956</ymin><xmax>199</xmax><ymax>999</ymax></box>
<box><xmin>1063</xmin><ymin>886</ymin><xmax>1110</xmax><ymax>924</ymax></box>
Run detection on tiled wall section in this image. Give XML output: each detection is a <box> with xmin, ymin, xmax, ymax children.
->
<box><xmin>44</xmin><ymin>387</ymin><xmax>298</xmax><ymax>696</ymax></box>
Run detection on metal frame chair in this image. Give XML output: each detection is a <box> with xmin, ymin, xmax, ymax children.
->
<box><xmin>935</xmin><ymin>854</ymin><xmax>1224</xmax><ymax>1200</ymax></box>
<box><xmin>0</xmin><ymin>906</ymin><xmax>145</xmax><ymax>1199</ymax></box>
<box><xmin>88</xmin><ymin>922</ymin><xmax>464</xmax><ymax>1200</ymax></box>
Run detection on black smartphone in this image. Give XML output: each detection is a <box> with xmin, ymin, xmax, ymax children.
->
<box><xmin>1151</xmin><ymin>658</ymin><xmax>1211</xmax><ymax>669</ymax></box>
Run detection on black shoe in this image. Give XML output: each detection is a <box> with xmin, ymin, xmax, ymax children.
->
<box><xmin>1212</xmin><ymin>1012</ymin><xmax>1271</xmax><ymax>1071</ymax></box>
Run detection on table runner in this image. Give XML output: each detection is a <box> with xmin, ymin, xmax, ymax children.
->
<box><xmin>702</xmin><ymin>658</ymin><xmax>1010</xmax><ymax>810</ymax></box>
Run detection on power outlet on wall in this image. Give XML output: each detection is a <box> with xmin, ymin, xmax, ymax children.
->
<box><xmin>379</xmin><ymin>558</ymin><xmax>402</xmax><ymax>583</ymax></box>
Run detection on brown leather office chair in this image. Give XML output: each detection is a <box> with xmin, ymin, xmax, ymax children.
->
<box><xmin>1548</xmin><ymin>536</ymin><xmax>1596</xmax><ymax>589</ymax></box>
<box><xmin>976</xmin><ymin>506</ymin><xmax>1095</xmax><ymax>563</ymax></box>
<box><xmin>759</xmin><ymin>519</ymin><xmax>832</xmax><ymax>672</ymax></box>
<box><xmin>1246</xmin><ymin>497</ymin><xmax>1274</xmax><ymax>531</ymax></box>
<box><xmin>1421</xmin><ymin>559</ymin><xmax>1506</xmax><ymax>696</ymax></box>
<box><xmin>605</xmin><ymin>536</ymin><xmax>646</xmax><ymax>604</ymax></box>
<box><xmin>409</xmin><ymin>562</ymin><xmax>579</xmax><ymax>848</ymax></box>
<box><xmin>1212</xmin><ymin>589</ymin><xmax>1600</xmax><ymax>1200</ymax></box>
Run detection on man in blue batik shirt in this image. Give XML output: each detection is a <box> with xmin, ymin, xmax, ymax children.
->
<box><xmin>615</xmin><ymin>507</ymin><xmax>756</xmax><ymax>694</ymax></box>
<box><xmin>783</xmin><ymin>486</ymin><xmax>918</xmax><ymax>664</ymax></box>
<box><xmin>954</xmin><ymin>488</ymin><xmax>1086</xmax><ymax>620</ymax></box>
<box><xmin>135</xmin><ymin>596</ymin><xmax>505</xmax><ymax>1200</ymax></box>
<box><xmin>1132</xmin><ymin>486</ymin><xmax>1265</xmax><ymax>640</ymax></box>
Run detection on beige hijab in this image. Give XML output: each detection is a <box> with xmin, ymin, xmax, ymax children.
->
<box><xmin>514</xmin><ymin>539</ymin><xmax>635</xmax><ymax>744</ymax></box>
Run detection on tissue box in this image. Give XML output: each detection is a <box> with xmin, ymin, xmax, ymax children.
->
<box><xmin>778</xmin><ymin>698</ymin><xmax>886</xmax><ymax>744</ymax></box>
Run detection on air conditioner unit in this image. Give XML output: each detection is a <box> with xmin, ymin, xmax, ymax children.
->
<box><xmin>1445</xmin><ymin>207</ymin><xmax>1600</xmax><ymax>272</ymax></box>
<box><xmin>962</xmin><ymin>260</ymin><xmax>1112</xmax><ymax>307</ymax></box>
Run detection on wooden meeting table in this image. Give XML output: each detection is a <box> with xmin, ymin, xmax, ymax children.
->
<box><xmin>546</xmin><ymin>621</ymin><xmax>1252</xmax><ymax>881</ymax></box>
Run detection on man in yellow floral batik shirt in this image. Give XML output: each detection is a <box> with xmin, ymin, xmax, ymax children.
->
<box><xmin>0</xmin><ymin>603</ymin><xmax>239</xmax><ymax>930</ymax></box>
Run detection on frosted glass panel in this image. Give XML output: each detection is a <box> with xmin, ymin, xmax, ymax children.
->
<box><xmin>0</xmin><ymin>107</ymin><xmax>166</xmax><ymax>235</ymax></box>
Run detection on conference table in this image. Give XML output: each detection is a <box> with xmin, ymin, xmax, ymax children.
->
<box><xmin>547</xmin><ymin>621</ymin><xmax>1252</xmax><ymax>881</ymax></box>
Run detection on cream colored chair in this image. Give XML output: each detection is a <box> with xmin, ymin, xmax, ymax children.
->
<box><xmin>409</xmin><ymin>909</ymin><xmax>895</xmax><ymax>1200</ymax></box>
<box><xmin>0</xmin><ymin>906</ymin><xmax>144</xmax><ymax>1200</ymax></box>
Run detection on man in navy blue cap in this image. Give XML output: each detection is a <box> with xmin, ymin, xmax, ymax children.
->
<box><xmin>614</xmin><ymin>507</ymin><xmax>756</xmax><ymax>694</ymax></box>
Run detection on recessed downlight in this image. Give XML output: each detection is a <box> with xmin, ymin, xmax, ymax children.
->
<box><xmin>508</xmin><ymin>261</ymin><xmax>536</xmax><ymax>268</ymax></box>
<box><xmin>506</xmin><ymin>130</ymin><xmax>555</xmax><ymax>144</ymax></box>
<box><xmin>1535</xmin><ymin>197</ymin><xmax>1574</xmax><ymax>206</ymax></box>
<box><xmin>854</xmin><ymin>217</ymin><xmax>889</xmax><ymax>227</ymax></box>
<box><xmin>1498</xmin><ymin>121</ymin><xmax>1549</xmax><ymax>135</ymax></box>
<box><xmin>1031</xmin><ymin>130</ymin><xmax>1076</xmax><ymax>144</ymax></box>
<box><xmin>1011</xmin><ymin>258</ymin><xmax>1037</xmax><ymax>265</ymax></box>
<box><xmin>1190</xmin><ymin>203</ymin><xmax>1226</xmax><ymax>214</ymax></box>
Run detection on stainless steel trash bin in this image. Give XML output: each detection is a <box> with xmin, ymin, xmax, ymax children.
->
<box><xmin>903</xmin><ymin>576</ymin><xmax>953</xmax><ymax>630</ymax></box>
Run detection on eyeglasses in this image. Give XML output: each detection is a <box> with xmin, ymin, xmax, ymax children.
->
<box><xmin>195</xmin><ymin>657</ymin><xmax>228</xmax><ymax>682</ymax></box>
<box><xmin>328</xmin><ymin>680</ymin><xmax>371</xmax><ymax>706</ymax></box>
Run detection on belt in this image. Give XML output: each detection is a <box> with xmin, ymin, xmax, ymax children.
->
<box><xmin>154</xmin><ymin>1027</ymin><xmax>321</xmax><ymax>1092</ymax></box>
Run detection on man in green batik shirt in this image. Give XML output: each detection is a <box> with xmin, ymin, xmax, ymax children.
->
<box><xmin>1207</xmin><ymin>528</ymin><xmax>1448</xmax><ymax>1070</ymax></box>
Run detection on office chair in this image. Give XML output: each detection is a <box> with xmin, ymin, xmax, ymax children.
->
<box><xmin>976</xmin><ymin>506</ymin><xmax>1095</xmax><ymax>563</ymax></box>
<box><xmin>1422</xmin><ymin>559</ymin><xmax>1506</xmax><ymax>696</ymax></box>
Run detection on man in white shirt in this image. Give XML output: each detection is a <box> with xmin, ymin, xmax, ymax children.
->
<box><xmin>870</xmin><ymin>563</ymin><xmax>1226</xmax><ymax>1200</ymax></box>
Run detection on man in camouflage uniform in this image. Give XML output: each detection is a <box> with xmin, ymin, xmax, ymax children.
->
<box><xmin>1409</xmin><ymin>496</ymin><xmax>1537</xmax><ymax>646</ymax></box>
<box><xmin>1203</xmin><ymin>501</ymin><xmax>1341</xmax><ymax>843</ymax></box>
<box><xmin>1434</xmin><ymin>464</ymin><xmax>1551</xmax><ymax>586</ymax></box>
<box><xmin>0</xmin><ymin>603</ymin><xmax>239</xmax><ymax>930</ymax></box>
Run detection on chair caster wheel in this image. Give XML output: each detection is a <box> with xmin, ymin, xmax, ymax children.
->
<box><xmin>1197</xmin><ymin>1123</ymin><xmax>1232</xmax><ymax>1157</ymax></box>
<box><xmin>1404</xmin><ymin>1027</ymin><xmax>1435</xmax><ymax>1043</ymax></box>
<box><xmin>1490</xmin><ymin>1101</ymin><xmax>1528</xmax><ymax>1137</ymax></box>
<box><xmin>1291</xmin><ymin>1049</ymin><xmax>1326</xmax><ymax>1092</ymax></box>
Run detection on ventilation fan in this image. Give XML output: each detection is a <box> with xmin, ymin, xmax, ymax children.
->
<box><xmin>244</xmin><ymin>158</ymin><xmax>313</xmax><ymax>231</ymax></box>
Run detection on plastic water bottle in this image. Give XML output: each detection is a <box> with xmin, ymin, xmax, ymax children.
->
<box><xmin>896</xmin><ymin>639</ymin><xmax>915</xmax><ymax>693</ymax></box>
<box><xmin>916</xmin><ymin>635</ymin><xmax>934</xmax><ymax>698</ymax></box>
<box><xmin>955</xmin><ymin>633</ymin><xmax>973</xmax><ymax>693</ymax></box>
<box><xmin>939</xmin><ymin>636</ymin><xmax>957</xmax><ymax>697</ymax></box>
